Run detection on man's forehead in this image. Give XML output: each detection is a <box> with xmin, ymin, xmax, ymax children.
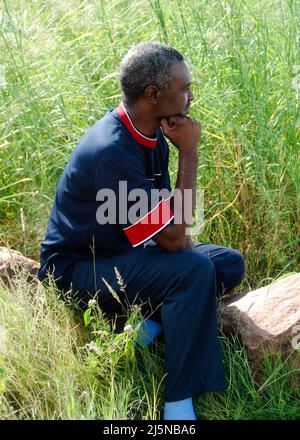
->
<box><xmin>170</xmin><ymin>61</ymin><xmax>192</xmax><ymax>85</ymax></box>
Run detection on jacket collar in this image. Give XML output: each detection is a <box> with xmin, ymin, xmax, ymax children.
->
<box><xmin>116</xmin><ymin>102</ymin><xmax>157</xmax><ymax>149</ymax></box>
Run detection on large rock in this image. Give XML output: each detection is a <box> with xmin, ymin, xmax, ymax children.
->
<box><xmin>0</xmin><ymin>246</ymin><xmax>39</xmax><ymax>285</ymax></box>
<box><xmin>219</xmin><ymin>273</ymin><xmax>300</xmax><ymax>366</ymax></box>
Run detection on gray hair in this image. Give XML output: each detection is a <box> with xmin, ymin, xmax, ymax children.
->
<box><xmin>119</xmin><ymin>42</ymin><xmax>184</xmax><ymax>106</ymax></box>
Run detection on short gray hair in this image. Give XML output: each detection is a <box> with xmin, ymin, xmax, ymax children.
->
<box><xmin>119</xmin><ymin>41</ymin><xmax>184</xmax><ymax>106</ymax></box>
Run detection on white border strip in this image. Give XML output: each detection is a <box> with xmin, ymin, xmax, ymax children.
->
<box><xmin>121</xmin><ymin>102</ymin><xmax>158</xmax><ymax>142</ymax></box>
<box><xmin>131</xmin><ymin>214</ymin><xmax>174</xmax><ymax>247</ymax></box>
<box><xmin>123</xmin><ymin>194</ymin><xmax>173</xmax><ymax>231</ymax></box>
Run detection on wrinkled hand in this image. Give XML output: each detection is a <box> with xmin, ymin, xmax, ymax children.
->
<box><xmin>160</xmin><ymin>116</ymin><xmax>201</xmax><ymax>153</ymax></box>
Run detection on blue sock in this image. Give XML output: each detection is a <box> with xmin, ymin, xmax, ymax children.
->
<box><xmin>135</xmin><ymin>318</ymin><xmax>162</xmax><ymax>347</ymax></box>
<box><xmin>164</xmin><ymin>397</ymin><xmax>197</xmax><ymax>420</ymax></box>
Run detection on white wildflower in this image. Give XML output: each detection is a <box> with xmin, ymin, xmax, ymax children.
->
<box><xmin>88</xmin><ymin>299</ymin><xmax>97</xmax><ymax>308</ymax></box>
<box><xmin>124</xmin><ymin>324</ymin><xmax>133</xmax><ymax>332</ymax></box>
<box><xmin>79</xmin><ymin>391</ymin><xmax>90</xmax><ymax>400</ymax></box>
<box><xmin>95</xmin><ymin>329</ymin><xmax>108</xmax><ymax>337</ymax></box>
<box><xmin>85</xmin><ymin>341</ymin><xmax>102</xmax><ymax>355</ymax></box>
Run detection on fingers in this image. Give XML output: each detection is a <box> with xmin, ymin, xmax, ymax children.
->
<box><xmin>160</xmin><ymin>118</ymin><xmax>169</xmax><ymax>132</ymax></box>
<box><xmin>160</xmin><ymin>116</ymin><xmax>200</xmax><ymax>137</ymax></box>
<box><xmin>160</xmin><ymin>116</ymin><xmax>184</xmax><ymax>133</ymax></box>
<box><xmin>168</xmin><ymin>116</ymin><xmax>182</xmax><ymax>125</ymax></box>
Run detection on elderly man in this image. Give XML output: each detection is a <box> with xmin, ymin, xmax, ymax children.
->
<box><xmin>38</xmin><ymin>42</ymin><xmax>245</xmax><ymax>420</ymax></box>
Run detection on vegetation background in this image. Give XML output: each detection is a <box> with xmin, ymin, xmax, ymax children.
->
<box><xmin>0</xmin><ymin>0</ymin><xmax>299</xmax><ymax>419</ymax></box>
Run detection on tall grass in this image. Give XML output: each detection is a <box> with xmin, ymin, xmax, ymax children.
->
<box><xmin>0</xmin><ymin>271</ymin><xmax>299</xmax><ymax>420</ymax></box>
<box><xmin>0</xmin><ymin>0</ymin><xmax>299</xmax><ymax>419</ymax></box>
<box><xmin>0</xmin><ymin>272</ymin><xmax>167</xmax><ymax>419</ymax></box>
<box><xmin>0</xmin><ymin>0</ymin><xmax>299</xmax><ymax>286</ymax></box>
<box><xmin>0</xmin><ymin>0</ymin><xmax>299</xmax><ymax>284</ymax></box>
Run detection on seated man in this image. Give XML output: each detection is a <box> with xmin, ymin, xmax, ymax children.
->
<box><xmin>38</xmin><ymin>41</ymin><xmax>246</xmax><ymax>420</ymax></box>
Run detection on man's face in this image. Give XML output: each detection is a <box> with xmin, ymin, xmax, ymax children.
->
<box><xmin>156</xmin><ymin>61</ymin><xmax>194</xmax><ymax>119</ymax></box>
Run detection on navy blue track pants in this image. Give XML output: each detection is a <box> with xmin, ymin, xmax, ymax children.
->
<box><xmin>71</xmin><ymin>241</ymin><xmax>246</xmax><ymax>402</ymax></box>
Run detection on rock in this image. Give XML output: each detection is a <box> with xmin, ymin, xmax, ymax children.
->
<box><xmin>219</xmin><ymin>273</ymin><xmax>300</xmax><ymax>366</ymax></box>
<box><xmin>0</xmin><ymin>246</ymin><xmax>39</xmax><ymax>285</ymax></box>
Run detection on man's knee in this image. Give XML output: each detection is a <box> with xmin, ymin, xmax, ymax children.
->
<box><xmin>230</xmin><ymin>249</ymin><xmax>246</xmax><ymax>281</ymax></box>
<box><xmin>180</xmin><ymin>251</ymin><xmax>215</xmax><ymax>275</ymax></box>
<box><xmin>177</xmin><ymin>250</ymin><xmax>216</xmax><ymax>283</ymax></box>
<box><xmin>218</xmin><ymin>249</ymin><xmax>246</xmax><ymax>296</ymax></box>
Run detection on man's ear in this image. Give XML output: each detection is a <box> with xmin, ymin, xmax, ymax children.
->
<box><xmin>144</xmin><ymin>85</ymin><xmax>160</xmax><ymax>104</ymax></box>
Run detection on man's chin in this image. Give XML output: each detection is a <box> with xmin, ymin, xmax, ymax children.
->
<box><xmin>163</xmin><ymin>109</ymin><xmax>189</xmax><ymax>120</ymax></box>
<box><xmin>176</xmin><ymin>109</ymin><xmax>190</xmax><ymax>117</ymax></box>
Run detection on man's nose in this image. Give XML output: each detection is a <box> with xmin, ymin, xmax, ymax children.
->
<box><xmin>188</xmin><ymin>90</ymin><xmax>194</xmax><ymax>101</ymax></box>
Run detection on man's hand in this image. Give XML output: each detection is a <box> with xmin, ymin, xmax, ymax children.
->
<box><xmin>160</xmin><ymin>116</ymin><xmax>201</xmax><ymax>154</ymax></box>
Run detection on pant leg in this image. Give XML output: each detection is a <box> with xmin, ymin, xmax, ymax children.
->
<box><xmin>71</xmin><ymin>246</ymin><xmax>227</xmax><ymax>402</ymax></box>
<box><xmin>141</xmin><ymin>240</ymin><xmax>246</xmax><ymax>323</ymax></box>
<box><xmin>192</xmin><ymin>242</ymin><xmax>246</xmax><ymax>297</ymax></box>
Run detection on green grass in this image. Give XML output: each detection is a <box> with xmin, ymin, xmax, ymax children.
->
<box><xmin>0</xmin><ymin>0</ymin><xmax>299</xmax><ymax>419</ymax></box>
<box><xmin>0</xmin><ymin>272</ymin><xmax>299</xmax><ymax>420</ymax></box>
<box><xmin>0</xmin><ymin>273</ymin><xmax>167</xmax><ymax>419</ymax></box>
